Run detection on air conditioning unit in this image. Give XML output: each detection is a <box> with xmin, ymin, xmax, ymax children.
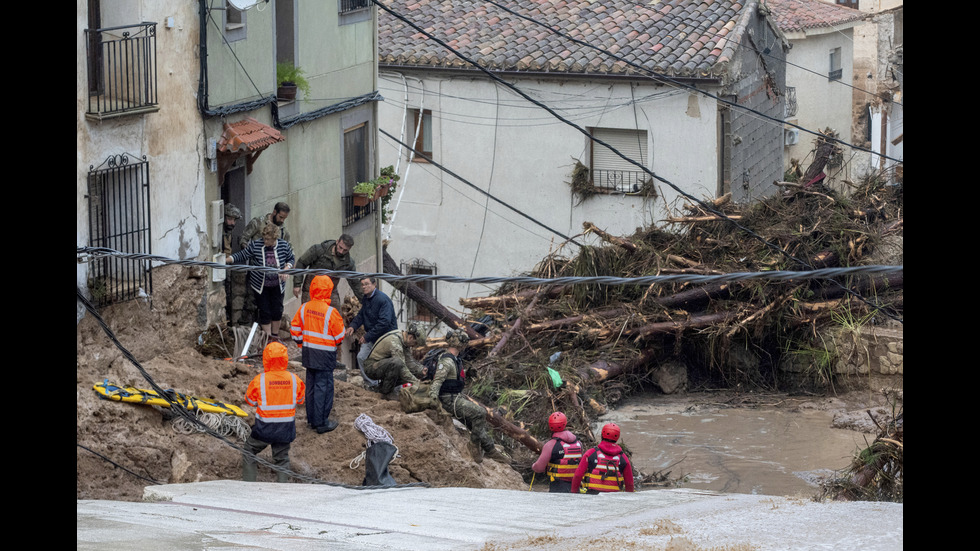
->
<box><xmin>784</xmin><ymin>128</ymin><xmax>800</xmax><ymax>146</ymax></box>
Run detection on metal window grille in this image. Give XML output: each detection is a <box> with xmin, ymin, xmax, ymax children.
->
<box><xmin>343</xmin><ymin>124</ymin><xmax>373</xmax><ymax>226</ymax></box>
<box><xmin>784</xmin><ymin>86</ymin><xmax>798</xmax><ymax>118</ymax></box>
<box><xmin>85</xmin><ymin>22</ymin><xmax>158</xmax><ymax>119</ymax></box>
<box><xmin>339</xmin><ymin>0</ymin><xmax>370</xmax><ymax>13</ymax></box>
<box><xmin>399</xmin><ymin>259</ymin><xmax>436</xmax><ymax>323</ymax></box>
<box><xmin>87</xmin><ymin>154</ymin><xmax>153</xmax><ymax>306</ymax></box>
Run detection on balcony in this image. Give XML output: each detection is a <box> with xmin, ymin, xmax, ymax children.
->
<box><xmin>339</xmin><ymin>0</ymin><xmax>370</xmax><ymax>13</ymax></box>
<box><xmin>85</xmin><ymin>22</ymin><xmax>159</xmax><ymax>121</ymax></box>
<box><xmin>591</xmin><ymin>169</ymin><xmax>651</xmax><ymax>193</ymax></box>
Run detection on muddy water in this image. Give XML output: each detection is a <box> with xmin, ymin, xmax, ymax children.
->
<box><xmin>598</xmin><ymin>394</ymin><xmax>868</xmax><ymax>497</ymax></box>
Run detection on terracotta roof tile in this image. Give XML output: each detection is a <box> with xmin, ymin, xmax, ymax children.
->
<box><xmin>217</xmin><ymin>117</ymin><xmax>284</xmax><ymax>153</ymax></box>
<box><xmin>378</xmin><ymin>0</ymin><xmax>755</xmax><ymax>78</ymax></box>
<box><xmin>766</xmin><ymin>0</ymin><xmax>864</xmax><ymax>33</ymax></box>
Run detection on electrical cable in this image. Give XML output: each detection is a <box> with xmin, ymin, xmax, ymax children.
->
<box><xmin>372</xmin><ymin>0</ymin><xmax>902</xmax><ymax>323</ymax></box>
<box><xmin>77</xmin><ymin>246</ymin><xmax>902</xmax><ymax>289</ymax></box>
<box><xmin>77</xmin><ymin>286</ymin><xmax>430</xmax><ymax>490</ymax></box>
<box><xmin>472</xmin><ymin>0</ymin><xmax>902</xmax><ymax>165</ymax></box>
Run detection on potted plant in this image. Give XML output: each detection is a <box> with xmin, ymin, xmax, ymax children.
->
<box><xmin>352</xmin><ymin>166</ymin><xmax>400</xmax><ymax>208</ymax></box>
<box><xmin>276</xmin><ymin>61</ymin><xmax>311</xmax><ymax>101</ymax></box>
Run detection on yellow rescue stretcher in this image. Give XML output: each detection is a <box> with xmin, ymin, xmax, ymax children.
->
<box><xmin>93</xmin><ymin>380</ymin><xmax>248</xmax><ymax>418</ymax></box>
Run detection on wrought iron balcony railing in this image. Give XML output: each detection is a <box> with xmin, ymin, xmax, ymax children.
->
<box><xmin>340</xmin><ymin>0</ymin><xmax>370</xmax><ymax>13</ymax></box>
<box><xmin>591</xmin><ymin>169</ymin><xmax>650</xmax><ymax>193</ymax></box>
<box><xmin>84</xmin><ymin>22</ymin><xmax>159</xmax><ymax>120</ymax></box>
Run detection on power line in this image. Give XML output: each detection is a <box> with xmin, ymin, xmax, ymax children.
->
<box><xmin>473</xmin><ymin>0</ymin><xmax>902</xmax><ymax>165</ymax></box>
<box><xmin>76</xmin><ymin>286</ymin><xmax>430</xmax><ymax>490</ymax></box>
<box><xmin>371</xmin><ymin>0</ymin><xmax>902</xmax><ymax>323</ymax></box>
<box><xmin>77</xmin><ymin>247</ymin><xmax>902</xmax><ymax>288</ymax></box>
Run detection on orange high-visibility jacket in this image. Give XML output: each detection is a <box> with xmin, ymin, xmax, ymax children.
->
<box><xmin>290</xmin><ymin>275</ymin><xmax>346</xmax><ymax>370</ymax></box>
<box><xmin>246</xmin><ymin>342</ymin><xmax>305</xmax><ymax>443</ymax></box>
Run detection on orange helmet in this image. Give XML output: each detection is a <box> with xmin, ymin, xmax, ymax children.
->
<box><xmin>601</xmin><ymin>423</ymin><xmax>621</xmax><ymax>442</ymax></box>
<box><xmin>548</xmin><ymin>411</ymin><xmax>567</xmax><ymax>432</ymax></box>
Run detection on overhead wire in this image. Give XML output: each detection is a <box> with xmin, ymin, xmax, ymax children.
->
<box><xmin>371</xmin><ymin>0</ymin><xmax>902</xmax><ymax>323</ymax></box>
<box><xmin>471</xmin><ymin>0</ymin><xmax>902</xmax><ymax>164</ymax></box>
<box><xmin>76</xmin><ymin>286</ymin><xmax>430</xmax><ymax>490</ymax></box>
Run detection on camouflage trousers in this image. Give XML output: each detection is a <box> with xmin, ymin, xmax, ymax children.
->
<box><xmin>364</xmin><ymin>357</ymin><xmax>420</xmax><ymax>395</ymax></box>
<box><xmin>439</xmin><ymin>393</ymin><xmax>495</xmax><ymax>453</ymax></box>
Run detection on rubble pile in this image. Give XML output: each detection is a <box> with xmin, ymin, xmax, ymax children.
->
<box><xmin>432</xmin><ymin>174</ymin><xmax>903</xmax><ymax>484</ymax></box>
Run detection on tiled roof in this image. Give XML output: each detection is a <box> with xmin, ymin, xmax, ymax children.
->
<box><xmin>218</xmin><ymin>117</ymin><xmax>285</xmax><ymax>153</ymax></box>
<box><xmin>765</xmin><ymin>0</ymin><xmax>863</xmax><ymax>33</ymax></box>
<box><xmin>378</xmin><ymin>0</ymin><xmax>756</xmax><ymax>78</ymax></box>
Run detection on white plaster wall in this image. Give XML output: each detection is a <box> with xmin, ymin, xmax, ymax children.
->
<box><xmin>377</xmin><ymin>72</ymin><xmax>720</xmax><ymax>319</ymax></box>
<box><xmin>78</xmin><ymin>0</ymin><xmax>206</xmax><ymax>308</ymax></box>
<box><xmin>784</xmin><ymin>28</ymin><xmax>855</xmax><ymax>170</ymax></box>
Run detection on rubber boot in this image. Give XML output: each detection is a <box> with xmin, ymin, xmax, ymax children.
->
<box><xmin>467</xmin><ymin>441</ymin><xmax>484</xmax><ymax>464</ymax></box>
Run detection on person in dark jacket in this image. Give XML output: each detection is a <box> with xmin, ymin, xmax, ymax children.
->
<box><xmin>242</xmin><ymin>342</ymin><xmax>305</xmax><ymax>482</ymax></box>
<box><xmin>292</xmin><ymin>234</ymin><xmax>362</xmax><ymax>305</ymax></box>
<box><xmin>532</xmin><ymin>411</ymin><xmax>584</xmax><ymax>493</ymax></box>
<box><xmin>345</xmin><ymin>276</ymin><xmax>398</xmax><ymax>383</ymax></box>
<box><xmin>227</xmin><ymin>223</ymin><xmax>295</xmax><ymax>340</ymax></box>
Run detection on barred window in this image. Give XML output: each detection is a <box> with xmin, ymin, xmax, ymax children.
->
<box><xmin>86</xmin><ymin>154</ymin><xmax>153</xmax><ymax>306</ymax></box>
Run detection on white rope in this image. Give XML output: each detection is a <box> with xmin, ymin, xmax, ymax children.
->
<box><xmin>354</xmin><ymin>413</ymin><xmax>393</xmax><ymax>447</ymax></box>
<box><xmin>171</xmin><ymin>409</ymin><xmax>250</xmax><ymax>442</ymax></box>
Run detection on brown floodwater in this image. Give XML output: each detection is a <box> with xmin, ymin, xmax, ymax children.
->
<box><xmin>599</xmin><ymin>393</ymin><xmax>869</xmax><ymax>497</ymax></box>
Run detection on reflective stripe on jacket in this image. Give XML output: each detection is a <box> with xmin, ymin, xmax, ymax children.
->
<box><xmin>582</xmin><ymin>450</ymin><xmax>626</xmax><ymax>492</ymax></box>
<box><xmin>546</xmin><ymin>438</ymin><xmax>584</xmax><ymax>481</ymax></box>
<box><xmin>290</xmin><ymin>276</ymin><xmax>345</xmax><ymax>370</ymax></box>
<box><xmin>245</xmin><ymin>342</ymin><xmax>305</xmax><ymax>444</ymax></box>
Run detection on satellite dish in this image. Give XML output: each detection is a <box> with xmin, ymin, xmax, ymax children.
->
<box><xmin>227</xmin><ymin>0</ymin><xmax>259</xmax><ymax>10</ymax></box>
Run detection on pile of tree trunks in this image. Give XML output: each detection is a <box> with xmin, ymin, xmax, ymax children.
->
<box><xmin>379</xmin><ymin>174</ymin><xmax>903</xmax><ymax>461</ymax></box>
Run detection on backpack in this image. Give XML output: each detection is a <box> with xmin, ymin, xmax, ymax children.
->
<box><xmin>421</xmin><ymin>348</ymin><xmax>465</xmax><ymax>394</ymax></box>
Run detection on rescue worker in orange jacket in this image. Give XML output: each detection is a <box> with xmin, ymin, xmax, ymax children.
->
<box><xmin>571</xmin><ymin>423</ymin><xmax>635</xmax><ymax>494</ymax></box>
<box><xmin>531</xmin><ymin>411</ymin><xmax>584</xmax><ymax>493</ymax></box>
<box><xmin>243</xmin><ymin>341</ymin><xmax>305</xmax><ymax>482</ymax></box>
<box><xmin>290</xmin><ymin>275</ymin><xmax>346</xmax><ymax>434</ymax></box>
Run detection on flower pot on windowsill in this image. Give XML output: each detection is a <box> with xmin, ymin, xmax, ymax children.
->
<box><xmin>372</xmin><ymin>182</ymin><xmax>391</xmax><ymax>202</ymax></box>
<box><xmin>352</xmin><ymin>193</ymin><xmax>371</xmax><ymax>207</ymax></box>
<box><xmin>277</xmin><ymin>84</ymin><xmax>298</xmax><ymax>101</ymax></box>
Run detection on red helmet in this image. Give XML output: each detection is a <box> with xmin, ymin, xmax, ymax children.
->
<box><xmin>548</xmin><ymin>412</ymin><xmax>567</xmax><ymax>432</ymax></box>
<box><xmin>601</xmin><ymin>423</ymin><xmax>621</xmax><ymax>442</ymax></box>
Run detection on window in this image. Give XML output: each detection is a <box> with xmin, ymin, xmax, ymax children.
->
<box><xmin>343</xmin><ymin>123</ymin><xmax>374</xmax><ymax>226</ymax></box>
<box><xmin>835</xmin><ymin>0</ymin><xmax>858</xmax><ymax>8</ymax></box>
<box><xmin>410</xmin><ymin>109</ymin><xmax>433</xmax><ymax>161</ymax></box>
<box><xmin>588</xmin><ymin>128</ymin><xmax>649</xmax><ymax>192</ymax></box>
<box><xmin>399</xmin><ymin>259</ymin><xmax>437</xmax><ymax>323</ymax></box>
<box><xmin>84</xmin><ymin>22</ymin><xmax>159</xmax><ymax>120</ymax></box>
<box><xmin>339</xmin><ymin>0</ymin><xmax>370</xmax><ymax>13</ymax></box>
<box><xmin>829</xmin><ymin>47</ymin><xmax>842</xmax><ymax>81</ymax></box>
<box><xmin>339</xmin><ymin>0</ymin><xmax>372</xmax><ymax>25</ymax></box>
<box><xmin>86</xmin><ymin>154</ymin><xmax>153</xmax><ymax>306</ymax></box>
<box><xmin>225</xmin><ymin>1</ymin><xmax>246</xmax><ymax>42</ymax></box>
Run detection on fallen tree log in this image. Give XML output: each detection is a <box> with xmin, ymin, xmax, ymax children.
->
<box><xmin>489</xmin><ymin>286</ymin><xmax>549</xmax><ymax>357</ymax></box>
<box><xmin>460</xmin><ymin>286</ymin><xmax>568</xmax><ymax>309</ymax></box>
<box><xmin>583</xmin><ymin>222</ymin><xmax>638</xmax><ymax>253</ymax></box>
<box><xmin>383</xmin><ymin>248</ymin><xmax>481</xmax><ymax>340</ymax></box>
<box><xmin>464</xmin><ymin>395</ymin><xmax>543</xmax><ymax>454</ymax></box>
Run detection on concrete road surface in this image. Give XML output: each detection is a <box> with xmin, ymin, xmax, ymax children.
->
<box><xmin>77</xmin><ymin>480</ymin><xmax>902</xmax><ymax>550</ymax></box>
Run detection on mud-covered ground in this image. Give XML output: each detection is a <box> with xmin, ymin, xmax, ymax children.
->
<box><xmin>77</xmin><ymin>265</ymin><xmax>900</xmax><ymax>501</ymax></box>
<box><xmin>76</xmin><ymin>265</ymin><xmax>523</xmax><ymax>501</ymax></box>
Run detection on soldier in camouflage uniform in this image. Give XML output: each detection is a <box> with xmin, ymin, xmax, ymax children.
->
<box><xmin>240</xmin><ymin>202</ymin><xmax>291</xmax><ymax>248</ymax></box>
<box><xmin>292</xmin><ymin>234</ymin><xmax>362</xmax><ymax>305</ymax></box>
<box><xmin>362</xmin><ymin>322</ymin><xmax>426</xmax><ymax>396</ymax></box>
<box><xmin>428</xmin><ymin>330</ymin><xmax>510</xmax><ymax>464</ymax></box>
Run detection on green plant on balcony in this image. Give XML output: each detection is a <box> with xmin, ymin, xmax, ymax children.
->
<box><xmin>276</xmin><ymin>61</ymin><xmax>311</xmax><ymax>101</ymax></box>
<box><xmin>352</xmin><ymin>166</ymin><xmax>400</xmax><ymax>223</ymax></box>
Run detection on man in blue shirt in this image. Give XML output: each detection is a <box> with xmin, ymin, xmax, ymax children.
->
<box><xmin>345</xmin><ymin>276</ymin><xmax>398</xmax><ymax>387</ymax></box>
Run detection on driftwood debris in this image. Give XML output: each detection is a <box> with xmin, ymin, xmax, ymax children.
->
<box><xmin>384</xmin><ymin>173</ymin><xmax>902</xmax><ymax>481</ymax></box>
